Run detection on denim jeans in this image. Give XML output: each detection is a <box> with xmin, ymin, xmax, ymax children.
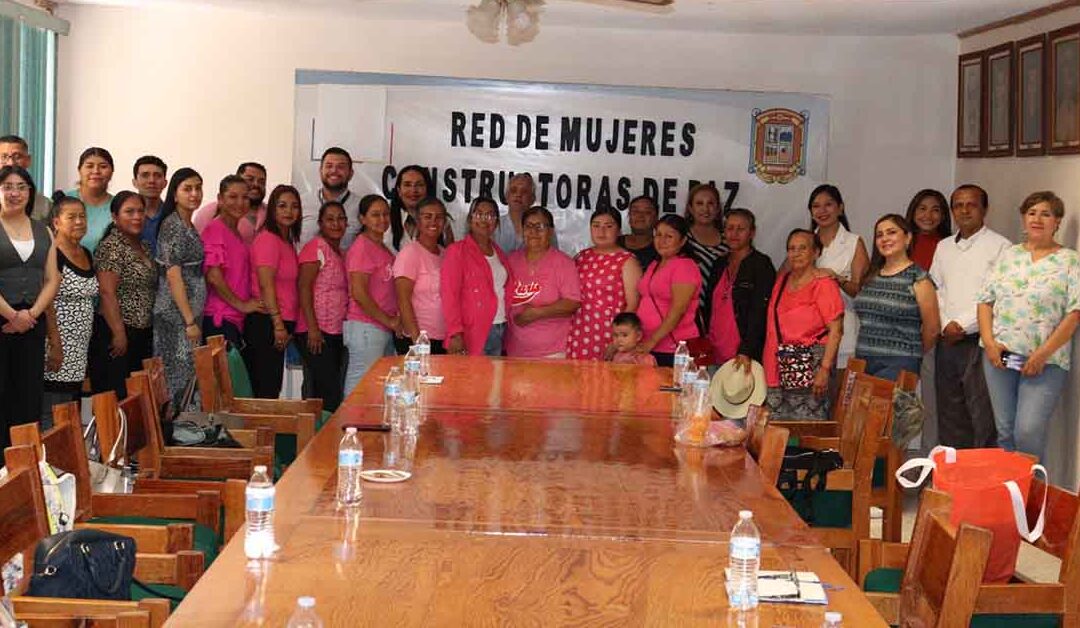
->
<box><xmin>861</xmin><ymin>355</ymin><xmax>922</xmax><ymax>382</ymax></box>
<box><xmin>982</xmin><ymin>355</ymin><xmax>1068</xmax><ymax>460</ymax></box>
<box><xmin>343</xmin><ymin>321</ymin><xmax>396</xmax><ymax>396</ymax></box>
<box><xmin>483</xmin><ymin>323</ymin><xmax>506</xmax><ymax>357</ymax></box>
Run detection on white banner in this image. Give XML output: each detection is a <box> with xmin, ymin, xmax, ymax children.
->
<box><xmin>292</xmin><ymin>72</ymin><xmax>829</xmax><ymax>261</ymax></box>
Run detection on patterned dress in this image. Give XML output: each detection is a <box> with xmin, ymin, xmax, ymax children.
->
<box><xmin>568</xmin><ymin>248</ymin><xmax>633</xmax><ymax>360</ymax></box>
<box><xmin>43</xmin><ymin>248</ymin><xmax>97</xmax><ymax>388</ymax></box>
<box><xmin>153</xmin><ymin>212</ymin><xmax>207</xmax><ymax>408</ymax></box>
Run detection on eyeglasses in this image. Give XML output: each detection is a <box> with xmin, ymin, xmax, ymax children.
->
<box><xmin>0</xmin><ymin>153</ymin><xmax>27</xmax><ymax>164</ymax></box>
<box><xmin>0</xmin><ymin>183</ymin><xmax>29</xmax><ymax>194</ymax></box>
<box><xmin>523</xmin><ymin>222</ymin><xmax>550</xmax><ymax>232</ymax></box>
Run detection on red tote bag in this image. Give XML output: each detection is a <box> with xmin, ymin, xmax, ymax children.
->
<box><xmin>896</xmin><ymin>446</ymin><xmax>1046</xmax><ymax>583</ymax></box>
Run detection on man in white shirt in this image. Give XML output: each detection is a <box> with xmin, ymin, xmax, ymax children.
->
<box><xmin>300</xmin><ymin>147</ymin><xmax>360</xmax><ymax>249</ymax></box>
<box><xmin>928</xmin><ymin>184</ymin><xmax>1010</xmax><ymax>449</ymax></box>
<box><xmin>493</xmin><ymin>173</ymin><xmax>559</xmax><ymax>252</ymax></box>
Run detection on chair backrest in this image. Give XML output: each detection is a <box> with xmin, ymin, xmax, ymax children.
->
<box><xmin>207</xmin><ymin>335</ymin><xmax>236</xmax><ymax>408</ymax></box>
<box><xmin>745</xmin><ymin>405</ymin><xmax>788</xmax><ymax>485</ymax></box>
<box><xmin>838</xmin><ymin>372</ymin><xmax>893</xmax><ymax>465</ymax></box>
<box><xmin>126</xmin><ymin>370</ymin><xmax>167</xmax><ymax>471</ymax></box>
<box><xmin>0</xmin><ymin>445</ymin><xmax>51</xmax><ymax>568</ymax></box>
<box><xmin>1029</xmin><ymin>479</ymin><xmax>1080</xmax><ymax>600</ymax></box>
<box><xmin>829</xmin><ymin>357</ymin><xmax>866</xmax><ymax>424</ymax></box>
<box><xmin>91</xmin><ymin>390</ymin><xmax>157</xmax><ymax>471</ymax></box>
<box><xmin>10</xmin><ymin>402</ymin><xmax>93</xmax><ymax>520</ymax></box>
<box><xmin>899</xmin><ymin>511</ymin><xmax>992</xmax><ymax>627</ymax></box>
<box><xmin>141</xmin><ymin>357</ymin><xmax>173</xmax><ymax>422</ymax></box>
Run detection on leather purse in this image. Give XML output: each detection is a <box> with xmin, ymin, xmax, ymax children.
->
<box><xmin>27</xmin><ymin>529</ymin><xmax>135</xmax><ymax>600</ymax></box>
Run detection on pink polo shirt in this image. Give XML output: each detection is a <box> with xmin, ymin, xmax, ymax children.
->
<box><xmin>193</xmin><ymin>201</ymin><xmax>267</xmax><ymax>245</ymax></box>
<box><xmin>202</xmin><ymin>217</ymin><xmax>251</xmax><ymax>330</ymax></box>
<box><xmin>345</xmin><ymin>234</ymin><xmax>398</xmax><ymax>330</ymax></box>
<box><xmin>250</xmin><ymin>231</ymin><xmax>300</xmax><ymax>322</ymax></box>
<box><xmin>392</xmin><ymin>241</ymin><xmax>445</xmax><ymax>340</ymax></box>
<box><xmin>637</xmin><ymin>256</ymin><xmax>701</xmax><ymax>353</ymax></box>
<box><xmin>295</xmin><ymin>236</ymin><xmax>348</xmax><ymax>335</ymax></box>
<box><xmin>505</xmin><ymin>247</ymin><xmax>582</xmax><ymax>358</ymax></box>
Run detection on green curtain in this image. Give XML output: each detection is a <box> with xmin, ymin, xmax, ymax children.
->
<box><xmin>0</xmin><ymin>14</ymin><xmax>54</xmax><ymax>191</ymax></box>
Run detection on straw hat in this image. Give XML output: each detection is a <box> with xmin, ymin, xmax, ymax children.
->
<box><xmin>710</xmin><ymin>358</ymin><xmax>767</xmax><ymax>419</ymax></box>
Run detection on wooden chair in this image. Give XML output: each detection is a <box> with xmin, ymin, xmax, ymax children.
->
<box><xmin>879</xmin><ymin>509</ymin><xmax>993</xmax><ymax>627</ymax></box>
<box><xmin>0</xmin><ymin>445</ymin><xmax>171</xmax><ymax>627</ymax></box>
<box><xmin>796</xmin><ymin>372</ymin><xmax>893</xmax><ymax>576</ymax></box>
<box><xmin>745</xmin><ymin>405</ymin><xmax>788</xmax><ymax>486</ymax></box>
<box><xmin>862</xmin><ymin>479</ymin><xmax>1080</xmax><ymax>628</ymax></box>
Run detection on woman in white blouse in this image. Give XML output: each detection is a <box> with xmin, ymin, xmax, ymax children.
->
<box><xmin>808</xmin><ymin>184</ymin><xmax>869</xmax><ymax>369</ymax></box>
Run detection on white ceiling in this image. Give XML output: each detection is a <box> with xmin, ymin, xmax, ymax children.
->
<box><xmin>59</xmin><ymin>0</ymin><xmax>1058</xmax><ymax>35</ymax></box>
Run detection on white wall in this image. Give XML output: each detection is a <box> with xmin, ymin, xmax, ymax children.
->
<box><xmin>53</xmin><ymin>2</ymin><xmax>957</xmax><ymax>247</ymax></box>
<box><xmin>959</xmin><ymin>7</ymin><xmax>1080</xmax><ymax>489</ymax></box>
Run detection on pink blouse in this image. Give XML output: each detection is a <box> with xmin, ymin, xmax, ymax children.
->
<box><xmin>393</xmin><ymin>241</ymin><xmax>445</xmax><ymax>340</ymax></box>
<box><xmin>762</xmin><ymin>272</ymin><xmax>845</xmax><ymax>387</ymax></box>
<box><xmin>250</xmin><ymin>231</ymin><xmax>300</xmax><ymax>322</ymax></box>
<box><xmin>295</xmin><ymin>236</ymin><xmax>348</xmax><ymax>335</ymax></box>
<box><xmin>637</xmin><ymin>256</ymin><xmax>701</xmax><ymax>353</ymax></box>
<box><xmin>346</xmin><ymin>234</ymin><xmax>398</xmax><ymax>330</ymax></box>
<box><xmin>201</xmin><ymin>218</ymin><xmax>251</xmax><ymax>330</ymax></box>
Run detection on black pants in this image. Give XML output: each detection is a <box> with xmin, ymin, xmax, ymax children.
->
<box><xmin>935</xmin><ymin>335</ymin><xmax>997</xmax><ymax>448</ymax></box>
<box><xmin>652</xmin><ymin>352</ymin><xmax>674</xmax><ymax>367</ymax></box>
<box><xmin>0</xmin><ymin>315</ymin><xmax>45</xmax><ymax>450</ymax></box>
<box><xmin>89</xmin><ymin>315</ymin><xmax>153</xmax><ymax>400</ymax></box>
<box><xmin>242</xmin><ymin>313</ymin><xmax>295</xmax><ymax>399</ymax></box>
<box><xmin>202</xmin><ymin>316</ymin><xmax>243</xmax><ymax>349</ymax></box>
<box><xmin>296</xmin><ymin>332</ymin><xmax>344</xmax><ymax>412</ymax></box>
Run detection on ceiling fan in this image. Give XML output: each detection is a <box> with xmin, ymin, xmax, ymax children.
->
<box><xmin>467</xmin><ymin>0</ymin><xmax>672</xmax><ymax>46</ymax></box>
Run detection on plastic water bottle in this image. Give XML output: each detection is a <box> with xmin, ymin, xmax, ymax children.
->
<box><xmin>678</xmin><ymin>358</ymin><xmax>697</xmax><ymax>418</ymax></box>
<box><xmin>821</xmin><ymin>611</ymin><xmax>842</xmax><ymax>627</ymax></box>
<box><xmin>244</xmin><ymin>465</ymin><xmax>276</xmax><ymax>559</ymax></box>
<box><xmin>383</xmin><ymin>366</ymin><xmax>403</xmax><ymax>427</ymax></box>
<box><xmin>416</xmin><ymin>330</ymin><xmax>431</xmax><ymax>377</ymax></box>
<box><xmin>729</xmin><ymin>510</ymin><xmax>761</xmax><ymax>610</ymax></box>
<box><xmin>403</xmin><ymin>346</ymin><xmax>421</xmax><ymax>402</ymax></box>
<box><xmin>396</xmin><ymin>386</ymin><xmax>421</xmax><ymax>436</ymax></box>
<box><xmin>285</xmin><ymin>596</ymin><xmax>324</xmax><ymax>628</ymax></box>
<box><xmin>337</xmin><ymin>427</ymin><xmax>363</xmax><ymax>507</ymax></box>
<box><xmin>672</xmin><ymin>341</ymin><xmax>690</xmax><ymax>388</ymax></box>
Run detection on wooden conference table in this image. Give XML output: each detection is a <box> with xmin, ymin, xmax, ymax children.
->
<box><xmin>169</xmin><ymin>356</ymin><xmax>886</xmax><ymax>627</ymax></box>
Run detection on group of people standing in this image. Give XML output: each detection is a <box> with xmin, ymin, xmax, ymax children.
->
<box><xmin>0</xmin><ymin>134</ymin><xmax>1076</xmax><ymax>465</ymax></box>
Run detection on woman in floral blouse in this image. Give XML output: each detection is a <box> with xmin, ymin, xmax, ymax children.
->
<box><xmin>978</xmin><ymin>191</ymin><xmax>1080</xmax><ymax>461</ymax></box>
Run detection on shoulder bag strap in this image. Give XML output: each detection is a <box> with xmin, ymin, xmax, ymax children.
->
<box><xmin>773</xmin><ymin>272</ymin><xmax>790</xmax><ymax>343</ymax></box>
<box><xmin>645</xmin><ymin>260</ymin><xmax>681</xmax><ymax>349</ymax></box>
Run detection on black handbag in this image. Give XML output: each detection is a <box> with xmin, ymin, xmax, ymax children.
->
<box><xmin>28</xmin><ymin>529</ymin><xmax>135</xmax><ymax>600</ymax></box>
<box><xmin>776</xmin><ymin>446</ymin><xmax>844</xmax><ymax>524</ymax></box>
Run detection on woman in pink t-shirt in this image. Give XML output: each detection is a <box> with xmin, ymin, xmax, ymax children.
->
<box><xmin>394</xmin><ymin>198</ymin><xmax>448</xmax><ymax>352</ymax></box>
<box><xmin>202</xmin><ymin>175</ymin><xmax>265</xmax><ymax>347</ymax></box>
<box><xmin>243</xmin><ymin>184</ymin><xmax>300</xmax><ymax>399</ymax></box>
<box><xmin>762</xmin><ymin>229</ymin><xmax>844</xmax><ymax>420</ymax></box>
<box><xmin>344</xmin><ymin>195</ymin><xmax>400</xmax><ymax>395</ymax></box>
<box><xmin>505</xmin><ymin>207</ymin><xmax>581</xmax><ymax>359</ymax></box>
<box><xmin>296</xmin><ymin>201</ymin><xmax>349</xmax><ymax>411</ymax></box>
<box><xmin>637</xmin><ymin>214</ymin><xmax>701</xmax><ymax>367</ymax></box>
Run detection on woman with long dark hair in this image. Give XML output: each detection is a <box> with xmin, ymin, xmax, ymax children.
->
<box><xmin>66</xmin><ymin>147</ymin><xmax>115</xmax><ymax>253</ymax></box>
<box><xmin>904</xmin><ymin>188</ymin><xmax>951</xmax><ymax>271</ymax></box>
<box><xmin>90</xmin><ymin>191</ymin><xmax>156</xmax><ymax>398</ymax></box>
<box><xmin>809</xmin><ymin>184</ymin><xmax>868</xmax><ymax>368</ymax></box>
<box><xmin>244</xmin><ymin>184</ymin><xmax>301</xmax><ymax>399</ymax></box>
<box><xmin>153</xmin><ymin>168</ymin><xmax>206</xmax><ymax>408</ymax></box>
<box><xmin>637</xmin><ymin>214</ymin><xmax>701</xmax><ymax>366</ymax></box>
<box><xmin>386</xmin><ymin>165</ymin><xmax>454</xmax><ymax>252</ymax></box>
<box><xmin>0</xmin><ymin>166</ymin><xmax>59</xmax><ymax>446</ymax></box>
<box><xmin>853</xmin><ymin>214</ymin><xmax>939</xmax><ymax>380</ymax></box>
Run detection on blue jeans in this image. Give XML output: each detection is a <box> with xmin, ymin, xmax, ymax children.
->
<box><xmin>982</xmin><ymin>355</ymin><xmax>1068</xmax><ymax>460</ymax></box>
<box><xmin>343</xmin><ymin>321</ymin><xmax>396</xmax><ymax>397</ymax></box>
<box><xmin>483</xmin><ymin>323</ymin><xmax>506</xmax><ymax>357</ymax></box>
<box><xmin>861</xmin><ymin>355</ymin><xmax>922</xmax><ymax>382</ymax></box>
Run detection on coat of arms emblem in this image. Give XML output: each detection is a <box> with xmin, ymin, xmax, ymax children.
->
<box><xmin>748</xmin><ymin>108</ymin><xmax>808</xmax><ymax>184</ymax></box>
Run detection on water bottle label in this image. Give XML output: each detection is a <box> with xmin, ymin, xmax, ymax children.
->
<box><xmin>338</xmin><ymin>451</ymin><xmax>362</xmax><ymax>467</ymax></box>
<box><xmin>404</xmin><ymin>359</ymin><xmax>421</xmax><ymax>373</ymax></box>
<box><xmin>416</xmin><ymin>344</ymin><xmax>430</xmax><ymax>356</ymax></box>
<box><xmin>729</xmin><ymin>537</ymin><xmax>760</xmax><ymax>560</ymax></box>
<box><xmin>673</xmin><ymin>354</ymin><xmax>690</xmax><ymax>367</ymax></box>
<box><xmin>681</xmin><ymin>370</ymin><xmax>696</xmax><ymax>385</ymax></box>
<box><xmin>385</xmin><ymin>382</ymin><xmax>402</xmax><ymax>396</ymax></box>
<box><xmin>400</xmin><ymin>390</ymin><xmax>418</xmax><ymax>405</ymax></box>
<box><xmin>246</xmin><ymin>494</ymin><xmax>274</xmax><ymax>512</ymax></box>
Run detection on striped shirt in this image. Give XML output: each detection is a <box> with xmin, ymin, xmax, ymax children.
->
<box><xmin>686</xmin><ymin>233</ymin><xmax>728</xmax><ymax>333</ymax></box>
<box><xmin>853</xmin><ymin>264</ymin><xmax>927</xmax><ymax>358</ymax></box>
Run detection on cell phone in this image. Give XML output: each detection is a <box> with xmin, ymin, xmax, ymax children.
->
<box><xmin>1001</xmin><ymin>350</ymin><xmax>1027</xmax><ymax>371</ymax></box>
<box><xmin>342</xmin><ymin>423</ymin><xmax>391</xmax><ymax>432</ymax></box>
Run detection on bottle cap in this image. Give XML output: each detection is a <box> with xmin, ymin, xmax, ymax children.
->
<box><xmin>298</xmin><ymin>596</ymin><xmax>315</xmax><ymax>609</ymax></box>
<box><xmin>824</xmin><ymin>611</ymin><xmax>842</xmax><ymax>622</ymax></box>
<box><xmin>254</xmin><ymin>465</ymin><xmax>267</xmax><ymax>473</ymax></box>
<box><xmin>419</xmin><ymin>329</ymin><xmax>427</xmax><ymax>335</ymax></box>
<box><xmin>739</xmin><ymin>510</ymin><xmax>752</xmax><ymax>519</ymax></box>
<box><xmin>345</xmin><ymin>427</ymin><xmax>357</xmax><ymax>434</ymax></box>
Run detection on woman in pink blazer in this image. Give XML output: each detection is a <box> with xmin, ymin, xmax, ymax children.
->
<box><xmin>441</xmin><ymin>197</ymin><xmax>511</xmax><ymax>356</ymax></box>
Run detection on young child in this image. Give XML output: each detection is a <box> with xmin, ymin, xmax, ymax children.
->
<box><xmin>609</xmin><ymin>312</ymin><xmax>658</xmax><ymax>366</ymax></box>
